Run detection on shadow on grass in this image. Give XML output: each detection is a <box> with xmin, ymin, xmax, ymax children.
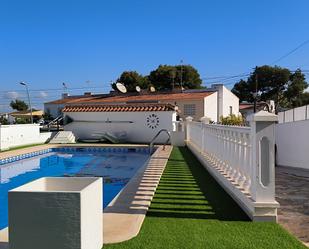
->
<box><xmin>146</xmin><ymin>147</ymin><xmax>249</xmax><ymax>221</ymax></box>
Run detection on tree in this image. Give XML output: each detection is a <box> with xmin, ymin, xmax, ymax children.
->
<box><xmin>10</xmin><ymin>99</ymin><xmax>28</xmax><ymax>111</ymax></box>
<box><xmin>285</xmin><ymin>69</ymin><xmax>308</xmax><ymax>107</ymax></box>
<box><xmin>0</xmin><ymin>116</ymin><xmax>9</xmax><ymax>125</ymax></box>
<box><xmin>298</xmin><ymin>92</ymin><xmax>309</xmax><ymax>106</ymax></box>
<box><xmin>148</xmin><ymin>64</ymin><xmax>203</xmax><ymax>91</ymax></box>
<box><xmin>232</xmin><ymin>65</ymin><xmax>308</xmax><ymax>110</ymax></box>
<box><xmin>111</xmin><ymin>71</ymin><xmax>149</xmax><ymax>92</ymax></box>
<box><xmin>43</xmin><ymin>109</ymin><xmax>54</xmax><ymax>121</ymax></box>
<box><xmin>112</xmin><ymin>64</ymin><xmax>203</xmax><ymax>92</ymax></box>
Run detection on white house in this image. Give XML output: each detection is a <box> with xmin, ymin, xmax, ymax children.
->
<box><xmin>63</xmin><ymin>103</ymin><xmax>177</xmax><ymax>144</ymax></box>
<box><xmin>45</xmin><ymin>84</ymin><xmax>239</xmax><ymax>122</ymax></box>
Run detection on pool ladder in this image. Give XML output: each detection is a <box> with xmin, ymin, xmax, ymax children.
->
<box><xmin>149</xmin><ymin>129</ymin><xmax>171</xmax><ymax>154</ymax></box>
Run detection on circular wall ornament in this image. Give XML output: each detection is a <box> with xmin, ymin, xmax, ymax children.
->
<box><xmin>146</xmin><ymin>114</ymin><xmax>160</xmax><ymax>129</ymax></box>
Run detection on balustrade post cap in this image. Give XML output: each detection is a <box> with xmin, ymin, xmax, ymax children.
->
<box><xmin>200</xmin><ymin>116</ymin><xmax>211</xmax><ymax>124</ymax></box>
<box><xmin>185</xmin><ymin>116</ymin><xmax>194</xmax><ymax>122</ymax></box>
<box><xmin>247</xmin><ymin>110</ymin><xmax>278</xmax><ymax>122</ymax></box>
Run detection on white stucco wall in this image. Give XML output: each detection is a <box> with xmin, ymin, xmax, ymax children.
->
<box><xmin>204</xmin><ymin>92</ymin><xmax>218</xmax><ymax>122</ymax></box>
<box><xmin>221</xmin><ymin>86</ymin><xmax>239</xmax><ymax>117</ymax></box>
<box><xmin>0</xmin><ymin>124</ymin><xmax>51</xmax><ymax>151</ymax></box>
<box><xmin>64</xmin><ymin>111</ymin><xmax>176</xmax><ymax>144</ymax></box>
<box><xmin>276</xmin><ymin>119</ymin><xmax>309</xmax><ymax>169</ymax></box>
<box><xmin>9</xmin><ymin>177</ymin><xmax>103</xmax><ymax>249</ymax></box>
<box><xmin>278</xmin><ymin>105</ymin><xmax>309</xmax><ymax>123</ymax></box>
<box><xmin>212</xmin><ymin>84</ymin><xmax>239</xmax><ymax>121</ymax></box>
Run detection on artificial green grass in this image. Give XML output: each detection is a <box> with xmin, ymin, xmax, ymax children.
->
<box><xmin>105</xmin><ymin>147</ymin><xmax>306</xmax><ymax>249</ymax></box>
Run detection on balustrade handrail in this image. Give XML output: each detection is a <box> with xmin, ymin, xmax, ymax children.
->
<box><xmin>204</xmin><ymin>124</ymin><xmax>251</xmax><ymax>133</ymax></box>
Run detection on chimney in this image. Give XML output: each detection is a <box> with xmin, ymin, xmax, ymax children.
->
<box><xmin>211</xmin><ymin>84</ymin><xmax>224</xmax><ymax>122</ymax></box>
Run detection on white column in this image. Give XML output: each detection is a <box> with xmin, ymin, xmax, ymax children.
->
<box><xmin>185</xmin><ymin>116</ymin><xmax>193</xmax><ymax>142</ymax></box>
<box><xmin>247</xmin><ymin>111</ymin><xmax>278</xmax><ymax>202</ymax></box>
<box><xmin>200</xmin><ymin>117</ymin><xmax>210</xmax><ymax>153</ymax></box>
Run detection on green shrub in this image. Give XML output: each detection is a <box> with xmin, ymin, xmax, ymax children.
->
<box><xmin>220</xmin><ymin>114</ymin><xmax>244</xmax><ymax>126</ymax></box>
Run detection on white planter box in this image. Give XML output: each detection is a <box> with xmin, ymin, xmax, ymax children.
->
<box><xmin>8</xmin><ymin>177</ymin><xmax>103</xmax><ymax>249</ymax></box>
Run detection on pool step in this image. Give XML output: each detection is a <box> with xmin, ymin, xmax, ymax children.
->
<box><xmin>49</xmin><ymin>131</ymin><xmax>76</xmax><ymax>144</ymax></box>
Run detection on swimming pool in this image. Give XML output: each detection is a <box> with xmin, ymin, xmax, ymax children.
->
<box><xmin>0</xmin><ymin>147</ymin><xmax>150</xmax><ymax>230</ymax></box>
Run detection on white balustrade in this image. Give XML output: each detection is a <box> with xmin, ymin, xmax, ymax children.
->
<box><xmin>185</xmin><ymin>112</ymin><xmax>279</xmax><ymax>221</ymax></box>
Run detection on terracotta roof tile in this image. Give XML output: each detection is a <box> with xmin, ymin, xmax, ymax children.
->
<box><xmin>46</xmin><ymin>91</ymin><xmax>215</xmax><ymax>105</ymax></box>
<box><xmin>62</xmin><ymin>104</ymin><xmax>176</xmax><ymax>113</ymax></box>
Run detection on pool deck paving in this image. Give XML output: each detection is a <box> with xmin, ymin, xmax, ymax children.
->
<box><xmin>276</xmin><ymin>166</ymin><xmax>309</xmax><ymax>247</ymax></box>
<box><xmin>103</xmin><ymin>145</ymin><xmax>172</xmax><ymax>243</ymax></box>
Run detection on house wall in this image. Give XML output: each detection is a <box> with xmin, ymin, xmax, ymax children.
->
<box><xmin>64</xmin><ymin>111</ymin><xmax>176</xmax><ymax>143</ymax></box>
<box><xmin>204</xmin><ymin>92</ymin><xmax>218</xmax><ymax>122</ymax></box>
<box><xmin>160</xmin><ymin>99</ymin><xmax>205</xmax><ymax>121</ymax></box>
<box><xmin>275</xmin><ymin>119</ymin><xmax>309</xmax><ymax>169</ymax></box>
<box><xmin>0</xmin><ymin>124</ymin><xmax>52</xmax><ymax>151</ymax></box>
<box><xmin>212</xmin><ymin>84</ymin><xmax>239</xmax><ymax>121</ymax></box>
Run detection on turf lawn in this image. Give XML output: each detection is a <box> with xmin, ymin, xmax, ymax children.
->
<box><xmin>105</xmin><ymin>147</ymin><xmax>306</xmax><ymax>249</ymax></box>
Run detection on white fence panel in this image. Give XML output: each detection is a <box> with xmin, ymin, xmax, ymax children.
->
<box><xmin>278</xmin><ymin>104</ymin><xmax>309</xmax><ymax>123</ymax></box>
<box><xmin>294</xmin><ymin>106</ymin><xmax>306</xmax><ymax>121</ymax></box>
<box><xmin>284</xmin><ymin>109</ymin><xmax>294</xmax><ymax>122</ymax></box>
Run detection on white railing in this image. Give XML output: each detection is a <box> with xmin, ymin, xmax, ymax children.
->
<box><xmin>186</xmin><ymin>112</ymin><xmax>279</xmax><ymax>221</ymax></box>
<box><xmin>189</xmin><ymin>122</ymin><xmax>252</xmax><ymax>192</ymax></box>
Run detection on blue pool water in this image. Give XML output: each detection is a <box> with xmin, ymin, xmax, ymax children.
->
<box><xmin>0</xmin><ymin>148</ymin><xmax>150</xmax><ymax>229</ymax></box>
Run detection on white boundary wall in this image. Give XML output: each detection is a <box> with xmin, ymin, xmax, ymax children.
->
<box><xmin>276</xmin><ymin>119</ymin><xmax>309</xmax><ymax>169</ymax></box>
<box><xmin>186</xmin><ymin>111</ymin><xmax>279</xmax><ymax>221</ymax></box>
<box><xmin>278</xmin><ymin>105</ymin><xmax>309</xmax><ymax>123</ymax></box>
<box><xmin>0</xmin><ymin>124</ymin><xmax>51</xmax><ymax>151</ymax></box>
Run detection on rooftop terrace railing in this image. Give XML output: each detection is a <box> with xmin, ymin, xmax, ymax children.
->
<box><xmin>185</xmin><ymin>111</ymin><xmax>279</xmax><ymax>221</ymax></box>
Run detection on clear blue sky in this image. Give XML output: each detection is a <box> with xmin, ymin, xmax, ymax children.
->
<box><xmin>0</xmin><ymin>0</ymin><xmax>309</xmax><ymax>111</ymax></box>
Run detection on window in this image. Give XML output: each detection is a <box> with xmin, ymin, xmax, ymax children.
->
<box><xmin>184</xmin><ymin>104</ymin><xmax>196</xmax><ymax>116</ymax></box>
<box><xmin>229</xmin><ymin>106</ymin><xmax>233</xmax><ymax>115</ymax></box>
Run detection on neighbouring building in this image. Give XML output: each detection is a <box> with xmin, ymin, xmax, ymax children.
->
<box><xmin>9</xmin><ymin>110</ymin><xmax>44</xmax><ymax>123</ymax></box>
<box><xmin>239</xmin><ymin>101</ymin><xmax>275</xmax><ymax>119</ymax></box>
<box><xmin>44</xmin><ymin>84</ymin><xmax>239</xmax><ymax>122</ymax></box>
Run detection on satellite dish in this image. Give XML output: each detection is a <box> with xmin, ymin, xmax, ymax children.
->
<box><xmin>116</xmin><ymin>82</ymin><xmax>127</xmax><ymax>93</ymax></box>
<box><xmin>136</xmin><ymin>85</ymin><xmax>141</xmax><ymax>93</ymax></box>
<box><xmin>150</xmin><ymin>86</ymin><xmax>156</xmax><ymax>92</ymax></box>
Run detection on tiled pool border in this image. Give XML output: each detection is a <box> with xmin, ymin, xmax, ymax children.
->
<box><xmin>0</xmin><ymin>146</ymin><xmax>150</xmax><ymax>166</ymax></box>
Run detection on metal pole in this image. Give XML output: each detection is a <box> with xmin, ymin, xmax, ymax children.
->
<box><xmin>20</xmin><ymin>82</ymin><xmax>33</xmax><ymax>124</ymax></box>
<box><xmin>180</xmin><ymin>59</ymin><xmax>183</xmax><ymax>92</ymax></box>
<box><xmin>253</xmin><ymin>68</ymin><xmax>258</xmax><ymax>113</ymax></box>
